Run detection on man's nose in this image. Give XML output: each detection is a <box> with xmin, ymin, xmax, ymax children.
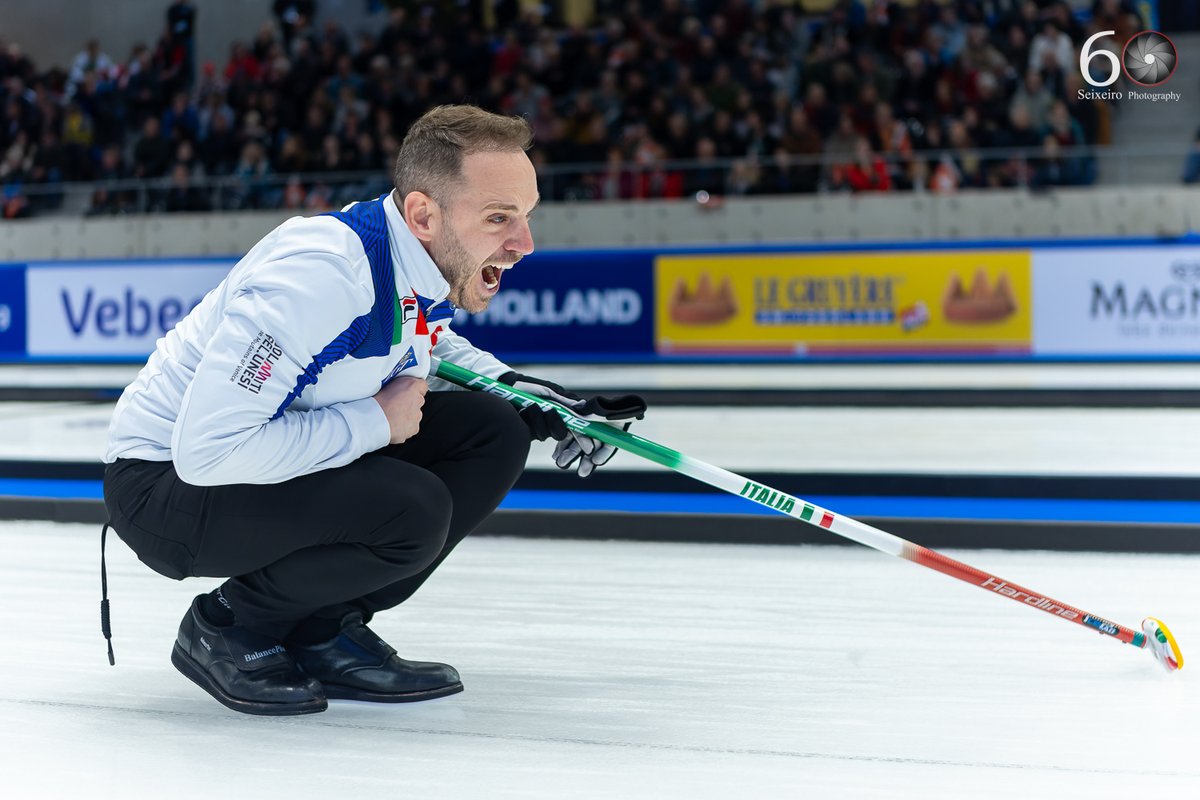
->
<box><xmin>508</xmin><ymin>219</ymin><xmax>534</xmax><ymax>256</ymax></box>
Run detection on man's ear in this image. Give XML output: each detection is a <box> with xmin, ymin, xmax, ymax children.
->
<box><xmin>401</xmin><ymin>190</ymin><xmax>439</xmax><ymax>243</ymax></box>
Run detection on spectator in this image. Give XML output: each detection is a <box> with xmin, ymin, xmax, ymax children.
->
<box><xmin>327</xmin><ymin>54</ymin><xmax>363</xmax><ymax>102</ymax></box>
<box><xmin>708</xmin><ymin>109</ymin><xmax>740</xmax><ymax>158</ymax></box>
<box><xmin>194</xmin><ymin>61</ymin><xmax>224</xmax><ymax>103</ymax></box>
<box><xmin>332</xmin><ymin>85</ymin><xmax>368</xmax><ymax>134</ymax></box>
<box><xmin>871</xmin><ymin>102</ymin><xmax>911</xmax><ymax>174</ymax></box>
<box><xmin>2</xmin><ymin>183</ymin><xmax>31</xmax><ymax>219</ymax></box>
<box><xmin>162</xmin><ymin>160</ymin><xmax>210</xmax><ymax>212</ymax></box>
<box><xmin>132</xmin><ymin>115</ymin><xmax>170</xmax><ymax>178</ymax></box>
<box><xmin>315</xmin><ymin>133</ymin><xmax>346</xmax><ymax>173</ymax></box>
<box><xmin>238</xmin><ymin>109</ymin><xmax>270</xmax><ymax>150</ymax></box>
<box><xmin>662</xmin><ymin>111</ymin><xmax>696</xmax><ymax>161</ymax></box>
<box><xmin>173</xmin><ymin>139</ymin><xmax>201</xmax><ymax>177</ymax></box>
<box><xmin>706</xmin><ymin>63</ymin><xmax>739</xmax><ymax>113</ymax></box>
<box><xmin>0</xmin><ymin>133</ymin><xmax>32</xmax><ymax>184</ymax></box>
<box><xmin>1063</xmin><ymin>73</ymin><xmax>1102</xmax><ymax>145</ymax></box>
<box><xmin>635</xmin><ymin>141</ymin><xmax>683</xmax><ymax>199</ymax></box>
<box><xmin>29</xmin><ymin>129</ymin><xmax>65</xmax><ymax>210</ymax></box>
<box><xmin>273</xmin><ymin>0</ymin><xmax>316</xmax><ymax>55</ymax></box>
<box><xmin>161</xmin><ymin>90</ymin><xmax>199</xmax><ymax>142</ymax></box>
<box><xmin>931</xmin><ymin>6</ymin><xmax>967</xmax><ymax>62</ymax></box>
<box><xmin>1028</xmin><ymin>20</ymin><xmax>1074</xmax><ymax>77</ymax></box>
<box><xmin>0</xmin><ymin>42</ymin><xmax>36</xmax><ymax>83</ymax></box>
<box><xmin>960</xmin><ymin>24</ymin><xmax>1008</xmax><ymax>75</ymax></box>
<box><xmin>68</xmin><ymin>39</ymin><xmax>115</xmax><ymax>95</ymax></box>
<box><xmin>994</xmin><ymin>104</ymin><xmax>1043</xmax><ymax>187</ymax></box>
<box><xmin>347</xmin><ymin>130</ymin><xmax>378</xmax><ymax>172</ymax></box>
<box><xmin>906</xmin><ymin>157</ymin><xmax>932</xmax><ymax>193</ymax></box>
<box><xmin>276</xmin><ymin>134</ymin><xmax>307</xmax><ymax>174</ymax></box>
<box><xmin>121</xmin><ymin>44</ymin><xmax>161</xmax><ymax>126</ymax></box>
<box><xmin>839</xmin><ymin>137</ymin><xmax>892</xmax><ymax>193</ymax></box>
<box><xmin>893</xmin><ymin>50</ymin><xmax>935</xmax><ymax>121</ymax></box>
<box><xmin>1011</xmin><ymin>70</ymin><xmax>1055</xmax><ymax>132</ymax></box>
<box><xmin>153</xmin><ymin>23</ymin><xmax>190</xmax><ymax>97</ymax></box>
<box><xmin>60</xmin><ymin>101</ymin><xmax>95</xmax><ymax>180</ymax></box>
<box><xmin>595</xmin><ymin>147</ymin><xmax>637</xmax><ymax>200</ymax></box>
<box><xmin>725</xmin><ymin>157</ymin><xmax>762</xmax><ymax>196</ymax></box>
<box><xmin>946</xmin><ymin>120</ymin><xmax>984</xmax><ymax>187</ymax></box>
<box><xmin>493</xmin><ymin>30</ymin><xmax>524</xmax><ymax>77</ymax></box>
<box><xmin>224</xmin><ymin>41</ymin><xmax>260</xmax><ymax>85</ymax></box>
<box><xmin>166</xmin><ymin>0</ymin><xmax>197</xmax><ymax>90</ymax></box>
<box><xmin>502</xmin><ymin>69</ymin><xmax>547</xmax><ymax>121</ymax></box>
<box><xmin>683</xmin><ymin>136</ymin><xmax>727</xmax><ymax>198</ymax></box>
<box><xmin>198</xmin><ymin>92</ymin><xmax>234</xmax><ymax>141</ymax></box>
<box><xmin>87</xmin><ymin>144</ymin><xmax>132</xmax><ymax>215</ymax></box>
<box><xmin>802</xmin><ymin>82</ymin><xmax>839</xmax><ymax>139</ymax></box>
<box><xmin>1044</xmin><ymin>101</ymin><xmax>1090</xmax><ymax>185</ymax></box>
<box><xmin>824</xmin><ymin>110</ymin><xmax>860</xmax><ymax>172</ymax></box>
<box><xmin>1002</xmin><ymin>23</ymin><xmax>1032</xmax><ymax>73</ymax></box>
<box><xmin>230</xmin><ymin>139</ymin><xmax>273</xmax><ymax>209</ymax></box>
<box><xmin>198</xmin><ymin>108</ymin><xmax>239</xmax><ymax>175</ymax></box>
<box><xmin>779</xmin><ymin>107</ymin><xmax>822</xmax><ymax>193</ymax></box>
<box><xmin>759</xmin><ymin>147</ymin><xmax>804</xmax><ymax>195</ymax></box>
<box><xmin>1033</xmin><ymin>134</ymin><xmax>1069</xmax><ymax>188</ymax></box>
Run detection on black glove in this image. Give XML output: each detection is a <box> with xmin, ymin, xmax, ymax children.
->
<box><xmin>498</xmin><ymin>371</ymin><xmax>647</xmax><ymax>477</ymax></box>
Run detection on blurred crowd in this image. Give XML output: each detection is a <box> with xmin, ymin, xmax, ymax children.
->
<box><xmin>0</xmin><ymin>0</ymin><xmax>1152</xmax><ymax>218</ymax></box>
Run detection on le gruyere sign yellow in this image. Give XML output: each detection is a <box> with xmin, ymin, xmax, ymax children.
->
<box><xmin>655</xmin><ymin>250</ymin><xmax>1032</xmax><ymax>355</ymax></box>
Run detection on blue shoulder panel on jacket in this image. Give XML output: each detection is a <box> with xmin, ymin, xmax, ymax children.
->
<box><xmin>272</xmin><ymin>196</ymin><xmax>396</xmax><ymax>419</ymax></box>
<box><xmin>326</xmin><ymin>197</ymin><xmax>395</xmax><ymax>359</ymax></box>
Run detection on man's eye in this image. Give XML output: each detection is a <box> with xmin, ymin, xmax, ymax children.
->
<box><xmin>489</xmin><ymin>215</ymin><xmax>508</xmax><ymax>224</ymax></box>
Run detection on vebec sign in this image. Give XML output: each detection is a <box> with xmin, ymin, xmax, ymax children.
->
<box><xmin>26</xmin><ymin>262</ymin><xmax>232</xmax><ymax>356</ymax></box>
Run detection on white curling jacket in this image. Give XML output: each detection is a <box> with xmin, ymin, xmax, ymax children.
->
<box><xmin>104</xmin><ymin>192</ymin><xmax>511</xmax><ymax>485</ymax></box>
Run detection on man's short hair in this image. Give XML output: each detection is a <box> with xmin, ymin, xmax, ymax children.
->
<box><xmin>394</xmin><ymin>105</ymin><xmax>533</xmax><ymax>206</ymax></box>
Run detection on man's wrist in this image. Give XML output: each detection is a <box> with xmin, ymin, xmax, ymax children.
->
<box><xmin>348</xmin><ymin>397</ymin><xmax>392</xmax><ymax>451</ymax></box>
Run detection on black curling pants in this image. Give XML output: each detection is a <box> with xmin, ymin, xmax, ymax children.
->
<box><xmin>103</xmin><ymin>391</ymin><xmax>530</xmax><ymax>642</ymax></box>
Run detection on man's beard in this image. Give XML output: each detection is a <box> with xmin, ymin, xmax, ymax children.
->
<box><xmin>429</xmin><ymin>223</ymin><xmax>489</xmax><ymax>313</ymax></box>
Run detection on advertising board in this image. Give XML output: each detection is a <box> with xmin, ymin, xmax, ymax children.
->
<box><xmin>24</xmin><ymin>262</ymin><xmax>233</xmax><ymax>357</ymax></box>
<box><xmin>1033</xmin><ymin>247</ymin><xmax>1200</xmax><ymax>355</ymax></box>
<box><xmin>655</xmin><ymin>250</ymin><xmax>1033</xmax><ymax>356</ymax></box>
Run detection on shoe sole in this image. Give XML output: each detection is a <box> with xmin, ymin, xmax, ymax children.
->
<box><xmin>171</xmin><ymin>643</ymin><xmax>328</xmax><ymax>717</ymax></box>
<box><xmin>321</xmin><ymin>681</ymin><xmax>465</xmax><ymax>703</ymax></box>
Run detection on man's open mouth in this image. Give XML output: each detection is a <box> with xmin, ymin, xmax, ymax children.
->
<box><xmin>481</xmin><ymin>262</ymin><xmax>514</xmax><ymax>291</ymax></box>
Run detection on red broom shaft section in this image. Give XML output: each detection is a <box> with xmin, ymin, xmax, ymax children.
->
<box><xmin>901</xmin><ymin>543</ymin><xmax>1140</xmax><ymax>645</ymax></box>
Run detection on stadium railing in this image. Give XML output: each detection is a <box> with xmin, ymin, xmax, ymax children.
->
<box><xmin>4</xmin><ymin>143</ymin><xmax>1194</xmax><ymax>218</ymax></box>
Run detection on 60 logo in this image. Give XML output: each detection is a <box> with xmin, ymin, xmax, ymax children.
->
<box><xmin>1080</xmin><ymin>30</ymin><xmax>1178</xmax><ymax>88</ymax></box>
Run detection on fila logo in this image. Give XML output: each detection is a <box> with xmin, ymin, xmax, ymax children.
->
<box><xmin>400</xmin><ymin>296</ymin><xmax>418</xmax><ymax>325</ymax></box>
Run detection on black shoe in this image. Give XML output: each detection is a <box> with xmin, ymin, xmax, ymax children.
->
<box><xmin>171</xmin><ymin>595</ymin><xmax>327</xmax><ymax>716</ymax></box>
<box><xmin>292</xmin><ymin>612</ymin><xmax>463</xmax><ymax>703</ymax></box>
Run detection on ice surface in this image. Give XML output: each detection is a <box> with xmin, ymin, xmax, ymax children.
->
<box><xmin>0</xmin><ymin>522</ymin><xmax>1196</xmax><ymax>799</ymax></box>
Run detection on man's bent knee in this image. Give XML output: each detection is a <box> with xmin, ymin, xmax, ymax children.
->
<box><xmin>368</xmin><ymin>470</ymin><xmax>453</xmax><ymax>570</ymax></box>
<box><xmin>471</xmin><ymin>391</ymin><xmax>532</xmax><ymax>469</ymax></box>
